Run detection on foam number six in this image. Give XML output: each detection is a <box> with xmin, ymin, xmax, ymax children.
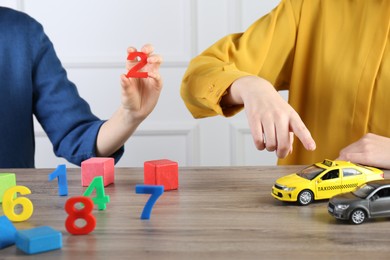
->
<box><xmin>126</xmin><ymin>52</ymin><xmax>148</xmax><ymax>78</ymax></box>
<box><xmin>65</xmin><ymin>196</ymin><xmax>96</xmax><ymax>235</ymax></box>
<box><xmin>2</xmin><ymin>186</ymin><xmax>33</xmax><ymax>222</ymax></box>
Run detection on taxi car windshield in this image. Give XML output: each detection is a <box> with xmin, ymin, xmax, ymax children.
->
<box><xmin>297</xmin><ymin>165</ymin><xmax>324</xmax><ymax>180</ymax></box>
<box><xmin>352</xmin><ymin>184</ymin><xmax>375</xmax><ymax>199</ymax></box>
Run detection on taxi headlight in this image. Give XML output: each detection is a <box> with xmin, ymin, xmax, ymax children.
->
<box><xmin>282</xmin><ymin>186</ymin><xmax>296</xmax><ymax>192</ymax></box>
<box><xmin>336</xmin><ymin>204</ymin><xmax>349</xmax><ymax>210</ymax></box>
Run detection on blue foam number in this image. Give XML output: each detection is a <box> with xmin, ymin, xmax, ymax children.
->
<box><xmin>135</xmin><ymin>184</ymin><xmax>164</xmax><ymax>219</ymax></box>
<box><xmin>48</xmin><ymin>164</ymin><xmax>68</xmax><ymax>196</ymax></box>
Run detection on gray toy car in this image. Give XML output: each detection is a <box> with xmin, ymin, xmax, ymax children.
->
<box><xmin>328</xmin><ymin>179</ymin><xmax>390</xmax><ymax>224</ymax></box>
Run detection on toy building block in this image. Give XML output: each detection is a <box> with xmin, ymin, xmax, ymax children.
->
<box><xmin>0</xmin><ymin>173</ymin><xmax>16</xmax><ymax>203</ymax></box>
<box><xmin>0</xmin><ymin>216</ymin><xmax>17</xmax><ymax>249</ymax></box>
<box><xmin>15</xmin><ymin>226</ymin><xmax>62</xmax><ymax>254</ymax></box>
<box><xmin>144</xmin><ymin>159</ymin><xmax>178</xmax><ymax>191</ymax></box>
<box><xmin>81</xmin><ymin>157</ymin><xmax>114</xmax><ymax>187</ymax></box>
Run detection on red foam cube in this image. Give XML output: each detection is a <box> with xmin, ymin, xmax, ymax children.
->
<box><xmin>81</xmin><ymin>158</ymin><xmax>114</xmax><ymax>187</ymax></box>
<box><xmin>144</xmin><ymin>159</ymin><xmax>178</xmax><ymax>191</ymax></box>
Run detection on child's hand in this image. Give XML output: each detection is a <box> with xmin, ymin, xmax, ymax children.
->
<box><xmin>120</xmin><ymin>44</ymin><xmax>163</xmax><ymax>122</ymax></box>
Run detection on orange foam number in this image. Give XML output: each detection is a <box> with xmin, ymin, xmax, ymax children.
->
<box><xmin>2</xmin><ymin>186</ymin><xmax>33</xmax><ymax>222</ymax></box>
<box><xmin>65</xmin><ymin>196</ymin><xmax>96</xmax><ymax>235</ymax></box>
<box><xmin>126</xmin><ymin>52</ymin><xmax>148</xmax><ymax>78</ymax></box>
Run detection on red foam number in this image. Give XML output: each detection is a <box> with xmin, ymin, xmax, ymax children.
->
<box><xmin>65</xmin><ymin>196</ymin><xmax>96</xmax><ymax>235</ymax></box>
<box><xmin>126</xmin><ymin>52</ymin><xmax>148</xmax><ymax>78</ymax></box>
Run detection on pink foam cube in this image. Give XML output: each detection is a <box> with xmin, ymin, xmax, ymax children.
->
<box><xmin>81</xmin><ymin>158</ymin><xmax>114</xmax><ymax>187</ymax></box>
<box><xmin>144</xmin><ymin>159</ymin><xmax>178</xmax><ymax>191</ymax></box>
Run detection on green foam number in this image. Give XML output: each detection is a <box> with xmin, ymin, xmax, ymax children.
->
<box><xmin>83</xmin><ymin>176</ymin><xmax>110</xmax><ymax>210</ymax></box>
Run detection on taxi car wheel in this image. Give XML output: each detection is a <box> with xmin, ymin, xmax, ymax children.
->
<box><xmin>350</xmin><ymin>209</ymin><xmax>366</xmax><ymax>225</ymax></box>
<box><xmin>297</xmin><ymin>190</ymin><xmax>313</xmax><ymax>206</ymax></box>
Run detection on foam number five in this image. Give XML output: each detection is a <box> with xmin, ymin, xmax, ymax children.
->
<box><xmin>135</xmin><ymin>184</ymin><xmax>164</xmax><ymax>219</ymax></box>
<box><xmin>126</xmin><ymin>51</ymin><xmax>148</xmax><ymax>78</ymax></box>
<box><xmin>48</xmin><ymin>164</ymin><xmax>68</xmax><ymax>196</ymax></box>
<box><xmin>83</xmin><ymin>176</ymin><xmax>110</xmax><ymax>210</ymax></box>
<box><xmin>65</xmin><ymin>196</ymin><xmax>96</xmax><ymax>235</ymax></box>
<box><xmin>2</xmin><ymin>186</ymin><xmax>33</xmax><ymax>222</ymax></box>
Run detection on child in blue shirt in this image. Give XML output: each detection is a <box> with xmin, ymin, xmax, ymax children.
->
<box><xmin>0</xmin><ymin>7</ymin><xmax>163</xmax><ymax>168</ymax></box>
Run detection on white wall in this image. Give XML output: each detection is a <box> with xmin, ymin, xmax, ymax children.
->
<box><xmin>0</xmin><ymin>0</ymin><xmax>281</xmax><ymax>168</ymax></box>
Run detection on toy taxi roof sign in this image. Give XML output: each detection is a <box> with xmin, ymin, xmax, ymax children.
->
<box><xmin>321</xmin><ymin>159</ymin><xmax>335</xmax><ymax>167</ymax></box>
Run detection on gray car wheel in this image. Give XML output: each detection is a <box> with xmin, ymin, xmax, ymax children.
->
<box><xmin>350</xmin><ymin>209</ymin><xmax>366</xmax><ymax>225</ymax></box>
<box><xmin>298</xmin><ymin>190</ymin><xmax>313</xmax><ymax>206</ymax></box>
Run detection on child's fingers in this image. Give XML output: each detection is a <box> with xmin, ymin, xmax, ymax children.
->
<box><xmin>127</xmin><ymin>46</ymin><xmax>137</xmax><ymax>53</ymax></box>
<box><xmin>147</xmin><ymin>71</ymin><xmax>162</xmax><ymax>82</ymax></box>
<box><xmin>140</xmin><ymin>44</ymin><xmax>154</xmax><ymax>55</ymax></box>
<box><xmin>147</xmin><ymin>54</ymin><xmax>163</xmax><ymax>65</ymax></box>
<box><xmin>120</xmin><ymin>74</ymin><xmax>134</xmax><ymax>87</ymax></box>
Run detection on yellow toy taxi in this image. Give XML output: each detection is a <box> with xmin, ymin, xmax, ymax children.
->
<box><xmin>271</xmin><ymin>159</ymin><xmax>384</xmax><ymax>206</ymax></box>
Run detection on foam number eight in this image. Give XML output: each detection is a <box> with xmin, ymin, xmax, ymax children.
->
<box><xmin>2</xmin><ymin>186</ymin><xmax>33</xmax><ymax>222</ymax></box>
<box><xmin>65</xmin><ymin>196</ymin><xmax>96</xmax><ymax>235</ymax></box>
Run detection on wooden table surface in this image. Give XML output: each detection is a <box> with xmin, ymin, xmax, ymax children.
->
<box><xmin>1</xmin><ymin>166</ymin><xmax>390</xmax><ymax>259</ymax></box>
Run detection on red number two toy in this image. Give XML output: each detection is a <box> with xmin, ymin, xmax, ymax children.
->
<box><xmin>126</xmin><ymin>52</ymin><xmax>148</xmax><ymax>78</ymax></box>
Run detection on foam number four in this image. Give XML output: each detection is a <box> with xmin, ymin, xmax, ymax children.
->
<box><xmin>135</xmin><ymin>184</ymin><xmax>164</xmax><ymax>219</ymax></box>
<box><xmin>2</xmin><ymin>186</ymin><xmax>33</xmax><ymax>222</ymax></box>
<box><xmin>48</xmin><ymin>164</ymin><xmax>68</xmax><ymax>196</ymax></box>
<box><xmin>83</xmin><ymin>176</ymin><xmax>110</xmax><ymax>210</ymax></box>
<box><xmin>65</xmin><ymin>196</ymin><xmax>96</xmax><ymax>235</ymax></box>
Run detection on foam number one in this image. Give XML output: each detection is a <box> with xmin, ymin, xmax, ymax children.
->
<box><xmin>83</xmin><ymin>176</ymin><xmax>110</xmax><ymax>210</ymax></box>
<box><xmin>48</xmin><ymin>164</ymin><xmax>68</xmax><ymax>196</ymax></box>
<box><xmin>2</xmin><ymin>186</ymin><xmax>33</xmax><ymax>222</ymax></box>
<box><xmin>65</xmin><ymin>196</ymin><xmax>96</xmax><ymax>235</ymax></box>
<box><xmin>135</xmin><ymin>184</ymin><xmax>164</xmax><ymax>219</ymax></box>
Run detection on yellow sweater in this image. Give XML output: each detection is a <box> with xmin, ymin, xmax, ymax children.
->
<box><xmin>181</xmin><ymin>0</ymin><xmax>390</xmax><ymax>165</ymax></box>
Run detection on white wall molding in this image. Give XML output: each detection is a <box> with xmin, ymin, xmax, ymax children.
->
<box><xmin>227</xmin><ymin>0</ymin><xmax>242</xmax><ymax>33</ymax></box>
<box><xmin>134</xmin><ymin>122</ymin><xmax>200</xmax><ymax>166</ymax></box>
<box><xmin>35</xmin><ymin>122</ymin><xmax>200</xmax><ymax>167</ymax></box>
<box><xmin>229</xmin><ymin>121</ymin><xmax>278</xmax><ymax>166</ymax></box>
<box><xmin>229</xmin><ymin>121</ymin><xmax>250</xmax><ymax>165</ymax></box>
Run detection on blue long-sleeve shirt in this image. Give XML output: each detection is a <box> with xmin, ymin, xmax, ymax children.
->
<box><xmin>0</xmin><ymin>7</ymin><xmax>123</xmax><ymax>168</ymax></box>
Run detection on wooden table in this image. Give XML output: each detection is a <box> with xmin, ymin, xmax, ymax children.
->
<box><xmin>1</xmin><ymin>166</ymin><xmax>390</xmax><ymax>259</ymax></box>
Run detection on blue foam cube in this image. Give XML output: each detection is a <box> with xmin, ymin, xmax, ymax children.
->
<box><xmin>15</xmin><ymin>226</ymin><xmax>62</xmax><ymax>254</ymax></box>
<box><xmin>0</xmin><ymin>216</ymin><xmax>17</xmax><ymax>249</ymax></box>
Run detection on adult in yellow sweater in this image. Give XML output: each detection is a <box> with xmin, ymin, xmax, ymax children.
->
<box><xmin>181</xmin><ymin>0</ymin><xmax>390</xmax><ymax>169</ymax></box>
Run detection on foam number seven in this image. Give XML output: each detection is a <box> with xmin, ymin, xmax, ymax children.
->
<box><xmin>135</xmin><ymin>184</ymin><xmax>164</xmax><ymax>219</ymax></box>
<box><xmin>65</xmin><ymin>196</ymin><xmax>96</xmax><ymax>235</ymax></box>
<box><xmin>126</xmin><ymin>51</ymin><xmax>148</xmax><ymax>78</ymax></box>
<box><xmin>83</xmin><ymin>176</ymin><xmax>110</xmax><ymax>210</ymax></box>
<box><xmin>2</xmin><ymin>186</ymin><xmax>33</xmax><ymax>222</ymax></box>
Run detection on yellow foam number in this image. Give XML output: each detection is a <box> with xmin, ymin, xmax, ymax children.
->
<box><xmin>2</xmin><ymin>185</ymin><xmax>33</xmax><ymax>222</ymax></box>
